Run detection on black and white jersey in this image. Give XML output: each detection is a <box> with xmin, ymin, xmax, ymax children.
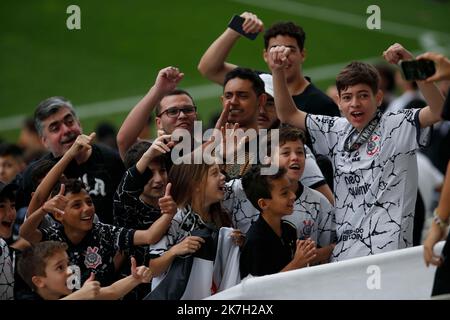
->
<box><xmin>306</xmin><ymin>109</ymin><xmax>431</xmax><ymax>261</ymax></box>
<box><xmin>113</xmin><ymin>165</ymin><xmax>162</xmax><ymax>266</ymax></box>
<box><xmin>222</xmin><ymin>144</ymin><xmax>328</xmax><ymax>233</ymax></box>
<box><xmin>224</xmin><ymin>179</ymin><xmax>334</xmax><ymax>247</ymax></box>
<box><xmin>148</xmin><ymin>206</ymin><xmax>214</xmax><ymax>259</ymax></box>
<box><xmin>284</xmin><ymin>185</ymin><xmax>335</xmax><ymax>247</ymax></box>
<box><xmin>40</xmin><ymin>222</ymin><xmax>135</xmax><ymax>286</ymax></box>
<box><xmin>0</xmin><ymin>238</ymin><xmax>14</xmax><ymax>300</ymax></box>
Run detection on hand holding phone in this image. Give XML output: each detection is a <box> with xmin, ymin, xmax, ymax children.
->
<box><xmin>228</xmin><ymin>15</ymin><xmax>260</xmax><ymax>40</ymax></box>
<box><xmin>400</xmin><ymin>59</ymin><xmax>436</xmax><ymax>81</ymax></box>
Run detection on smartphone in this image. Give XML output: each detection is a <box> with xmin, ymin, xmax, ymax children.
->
<box><xmin>400</xmin><ymin>59</ymin><xmax>436</xmax><ymax>81</ymax></box>
<box><xmin>228</xmin><ymin>15</ymin><xmax>259</xmax><ymax>40</ymax></box>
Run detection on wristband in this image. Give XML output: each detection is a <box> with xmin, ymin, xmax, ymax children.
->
<box><xmin>433</xmin><ymin>208</ymin><xmax>449</xmax><ymax>229</ymax></box>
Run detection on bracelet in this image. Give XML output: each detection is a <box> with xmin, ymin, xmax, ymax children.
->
<box><xmin>433</xmin><ymin>208</ymin><xmax>449</xmax><ymax>229</ymax></box>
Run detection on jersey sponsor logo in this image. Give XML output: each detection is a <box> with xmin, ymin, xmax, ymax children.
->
<box><xmin>342</xmin><ymin>228</ymin><xmax>364</xmax><ymax>241</ymax></box>
<box><xmin>316</xmin><ymin>117</ymin><xmax>335</xmax><ymax>127</ymax></box>
<box><xmin>348</xmin><ymin>183</ymin><xmax>371</xmax><ymax>196</ymax></box>
<box><xmin>84</xmin><ymin>246</ymin><xmax>102</xmax><ymax>269</ymax></box>
<box><xmin>366</xmin><ymin>134</ymin><xmax>380</xmax><ymax>156</ymax></box>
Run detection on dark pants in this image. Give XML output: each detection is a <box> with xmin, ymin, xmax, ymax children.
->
<box><xmin>432</xmin><ymin>236</ymin><xmax>450</xmax><ymax>296</ymax></box>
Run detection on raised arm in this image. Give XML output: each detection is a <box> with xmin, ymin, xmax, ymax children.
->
<box><xmin>27</xmin><ymin>133</ymin><xmax>95</xmax><ymax>218</ymax></box>
<box><xmin>133</xmin><ymin>183</ymin><xmax>176</xmax><ymax>245</ymax></box>
<box><xmin>383</xmin><ymin>43</ymin><xmax>444</xmax><ymax>128</ymax></box>
<box><xmin>96</xmin><ymin>257</ymin><xmax>152</xmax><ymax>300</ymax></box>
<box><xmin>135</xmin><ymin>134</ymin><xmax>173</xmax><ymax>174</ymax></box>
<box><xmin>116</xmin><ymin>67</ymin><xmax>183</xmax><ymax>160</ymax></box>
<box><xmin>197</xmin><ymin>12</ymin><xmax>263</xmax><ymax>85</ymax></box>
<box><xmin>267</xmin><ymin>46</ymin><xmax>307</xmax><ymax>130</ymax></box>
<box><xmin>416</xmin><ymin>52</ymin><xmax>450</xmax><ymax>82</ymax></box>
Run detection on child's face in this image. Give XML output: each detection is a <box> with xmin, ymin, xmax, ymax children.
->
<box><xmin>265</xmin><ymin>175</ymin><xmax>296</xmax><ymax>216</ymax></box>
<box><xmin>204</xmin><ymin>164</ymin><xmax>226</xmax><ymax>206</ymax></box>
<box><xmin>0</xmin><ymin>198</ymin><xmax>16</xmax><ymax>239</ymax></box>
<box><xmin>276</xmin><ymin>140</ymin><xmax>305</xmax><ymax>182</ymax></box>
<box><xmin>142</xmin><ymin>161</ymin><xmax>167</xmax><ymax>201</ymax></box>
<box><xmin>37</xmin><ymin>250</ymin><xmax>73</xmax><ymax>297</ymax></box>
<box><xmin>61</xmin><ymin>190</ymin><xmax>95</xmax><ymax>232</ymax></box>
<box><xmin>0</xmin><ymin>155</ymin><xmax>23</xmax><ymax>184</ymax></box>
<box><xmin>338</xmin><ymin>84</ymin><xmax>383</xmax><ymax>131</ymax></box>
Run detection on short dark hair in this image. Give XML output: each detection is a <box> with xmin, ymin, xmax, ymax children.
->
<box><xmin>336</xmin><ymin>61</ymin><xmax>380</xmax><ymax>95</ymax></box>
<box><xmin>155</xmin><ymin>89</ymin><xmax>195</xmax><ymax>116</ymax></box>
<box><xmin>241</xmin><ymin>165</ymin><xmax>287</xmax><ymax>211</ymax></box>
<box><xmin>50</xmin><ymin>178</ymin><xmax>86</xmax><ymax>198</ymax></box>
<box><xmin>34</xmin><ymin>96</ymin><xmax>78</xmax><ymax>136</ymax></box>
<box><xmin>30</xmin><ymin>159</ymin><xmax>56</xmax><ymax>190</ymax></box>
<box><xmin>123</xmin><ymin>140</ymin><xmax>168</xmax><ymax>169</ymax></box>
<box><xmin>264</xmin><ymin>22</ymin><xmax>306</xmax><ymax>51</ymax></box>
<box><xmin>18</xmin><ymin>241</ymin><xmax>68</xmax><ymax>291</ymax></box>
<box><xmin>223</xmin><ymin>67</ymin><xmax>265</xmax><ymax>97</ymax></box>
<box><xmin>279</xmin><ymin>124</ymin><xmax>307</xmax><ymax>147</ymax></box>
<box><xmin>0</xmin><ymin>143</ymin><xmax>24</xmax><ymax>160</ymax></box>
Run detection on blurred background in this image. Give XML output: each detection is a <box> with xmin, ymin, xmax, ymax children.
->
<box><xmin>1</xmin><ymin>0</ymin><xmax>450</xmax><ymax>143</ymax></box>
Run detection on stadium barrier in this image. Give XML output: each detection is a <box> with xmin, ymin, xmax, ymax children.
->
<box><xmin>208</xmin><ymin>241</ymin><xmax>445</xmax><ymax>300</ymax></box>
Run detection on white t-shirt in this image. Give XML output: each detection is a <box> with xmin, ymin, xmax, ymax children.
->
<box><xmin>306</xmin><ymin>109</ymin><xmax>430</xmax><ymax>261</ymax></box>
<box><xmin>223</xmin><ymin>180</ymin><xmax>334</xmax><ymax>247</ymax></box>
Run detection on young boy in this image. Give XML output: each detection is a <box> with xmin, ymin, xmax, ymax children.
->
<box><xmin>113</xmin><ymin>136</ymin><xmax>176</xmax><ymax>298</ymax></box>
<box><xmin>0</xmin><ymin>181</ymin><xmax>18</xmax><ymax>300</ymax></box>
<box><xmin>268</xmin><ymin>43</ymin><xmax>445</xmax><ymax>261</ymax></box>
<box><xmin>240</xmin><ymin>166</ymin><xmax>317</xmax><ymax>278</ymax></box>
<box><xmin>224</xmin><ymin>125</ymin><xmax>335</xmax><ymax>263</ymax></box>
<box><xmin>17</xmin><ymin>240</ymin><xmax>152</xmax><ymax>300</ymax></box>
<box><xmin>0</xmin><ymin>143</ymin><xmax>26</xmax><ymax>184</ymax></box>
<box><xmin>19</xmin><ymin>133</ymin><xmax>174</xmax><ymax>288</ymax></box>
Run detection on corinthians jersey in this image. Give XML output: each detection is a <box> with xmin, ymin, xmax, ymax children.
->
<box><xmin>306</xmin><ymin>109</ymin><xmax>431</xmax><ymax>261</ymax></box>
<box><xmin>224</xmin><ymin>180</ymin><xmax>334</xmax><ymax>247</ymax></box>
<box><xmin>0</xmin><ymin>239</ymin><xmax>14</xmax><ymax>300</ymax></box>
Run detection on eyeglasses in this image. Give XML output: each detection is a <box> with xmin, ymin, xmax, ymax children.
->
<box><xmin>158</xmin><ymin>105</ymin><xmax>197</xmax><ymax>118</ymax></box>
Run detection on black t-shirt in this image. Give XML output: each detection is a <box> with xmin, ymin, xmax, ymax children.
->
<box><xmin>18</xmin><ymin>144</ymin><xmax>125</xmax><ymax>224</ymax></box>
<box><xmin>240</xmin><ymin>216</ymin><xmax>297</xmax><ymax>278</ymax></box>
<box><xmin>292</xmin><ymin>80</ymin><xmax>340</xmax><ymax>117</ymax></box>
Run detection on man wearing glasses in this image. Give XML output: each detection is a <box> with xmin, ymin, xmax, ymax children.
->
<box><xmin>117</xmin><ymin>67</ymin><xmax>198</xmax><ymax>160</ymax></box>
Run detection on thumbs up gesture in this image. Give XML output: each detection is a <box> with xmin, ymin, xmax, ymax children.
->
<box><xmin>130</xmin><ymin>256</ymin><xmax>153</xmax><ymax>284</ymax></box>
<box><xmin>77</xmin><ymin>272</ymin><xmax>101</xmax><ymax>299</ymax></box>
<box><xmin>158</xmin><ymin>182</ymin><xmax>177</xmax><ymax>215</ymax></box>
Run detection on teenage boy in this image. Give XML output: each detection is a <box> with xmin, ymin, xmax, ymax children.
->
<box><xmin>268</xmin><ymin>43</ymin><xmax>444</xmax><ymax>261</ymax></box>
<box><xmin>240</xmin><ymin>166</ymin><xmax>317</xmax><ymax>278</ymax></box>
<box><xmin>113</xmin><ymin>136</ymin><xmax>176</xmax><ymax>299</ymax></box>
<box><xmin>17</xmin><ymin>240</ymin><xmax>152</xmax><ymax>300</ymax></box>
